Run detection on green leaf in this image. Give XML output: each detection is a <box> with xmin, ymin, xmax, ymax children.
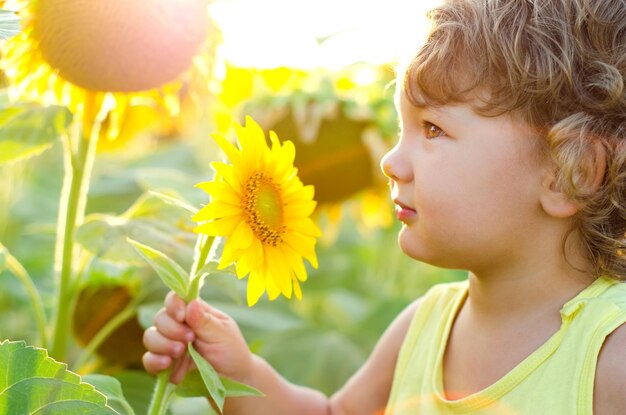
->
<box><xmin>112</xmin><ymin>371</ymin><xmax>155</xmax><ymax>415</ymax></box>
<box><xmin>0</xmin><ymin>104</ymin><xmax>72</xmax><ymax>165</ymax></box>
<box><xmin>0</xmin><ymin>10</ymin><xmax>20</xmax><ymax>40</ymax></box>
<box><xmin>187</xmin><ymin>343</ymin><xmax>226</xmax><ymax>413</ymax></box>
<box><xmin>177</xmin><ymin>370</ymin><xmax>263</xmax><ymax>399</ymax></box>
<box><xmin>127</xmin><ymin>238</ymin><xmax>189</xmax><ymax>299</ymax></box>
<box><xmin>220</xmin><ymin>377</ymin><xmax>264</xmax><ymax>398</ymax></box>
<box><xmin>147</xmin><ymin>191</ymin><xmax>198</xmax><ymax>215</ymax></box>
<box><xmin>75</xmin><ymin>192</ymin><xmax>196</xmax><ymax>264</ymax></box>
<box><xmin>0</xmin><ymin>243</ymin><xmax>6</xmax><ymax>273</ymax></box>
<box><xmin>83</xmin><ymin>374</ymin><xmax>135</xmax><ymax>415</ymax></box>
<box><xmin>0</xmin><ymin>340</ymin><xmax>118</xmax><ymax>414</ymax></box>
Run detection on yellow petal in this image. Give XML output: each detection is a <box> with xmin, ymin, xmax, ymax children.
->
<box><xmin>247</xmin><ymin>239</ymin><xmax>265</xmax><ymax>269</ymax></box>
<box><xmin>193</xmin><ymin>202</ymin><xmax>242</xmax><ymax>221</ymax></box>
<box><xmin>282</xmin><ymin>232</ymin><xmax>318</xmax><ymax>269</ymax></box>
<box><xmin>247</xmin><ymin>271</ymin><xmax>265</xmax><ymax>306</ymax></box>
<box><xmin>285</xmin><ymin>217</ymin><xmax>322</xmax><ymax>237</ymax></box>
<box><xmin>211</xmin><ymin>133</ymin><xmax>241</xmax><ymax>164</ymax></box>
<box><xmin>282</xmin><ymin>245</ymin><xmax>308</xmax><ymax>282</ymax></box>
<box><xmin>245</xmin><ymin>115</ymin><xmax>267</xmax><ymax>150</ymax></box>
<box><xmin>211</xmin><ymin>162</ymin><xmax>242</xmax><ymax>189</ymax></box>
<box><xmin>274</xmin><ymin>140</ymin><xmax>296</xmax><ymax>179</ymax></box>
<box><xmin>194</xmin><ymin>215</ymin><xmax>242</xmax><ymax>236</ymax></box>
<box><xmin>235</xmin><ymin>255</ymin><xmax>250</xmax><ymax>279</ymax></box>
<box><xmin>266</xmin><ymin>274</ymin><xmax>281</xmax><ymax>301</ymax></box>
<box><xmin>283</xmin><ymin>184</ymin><xmax>314</xmax><ymax>204</ymax></box>
<box><xmin>196</xmin><ymin>181</ymin><xmax>242</xmax><ymax>203</ymax></box>
<box><xmin>230</xmin><ymin>221</ymin><xmax>254</xmax><ymax>252</ymax></box>
<box><xmin>292</xmin><ymin>278</ymin><xmax>302</xmax><ymax>300</ymax></box>
<box><xmin>284</xmin><ymin>200</ymin><xmax>317</xmax><ymax>217</ymax></box>
<box><xmin>219</xmin><ymin>237</ymin><xmax>240</xmax><ymax>269</ymax></box>
<box><xmin>269</xmin><ymin>247</ymin><xmax>292</xmax><ymax>299</ymax></box>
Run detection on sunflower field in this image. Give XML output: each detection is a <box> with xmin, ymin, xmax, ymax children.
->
<box><xmin>0</xmin><ymin>1</ymin><xmax>463</xmax><ymax>414</ymax></box>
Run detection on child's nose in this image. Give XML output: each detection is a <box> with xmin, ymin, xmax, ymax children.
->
<box><xmin>380</xmin><ymin>143</ymin><xmax>411</xmax><ymax>182</ymax></box>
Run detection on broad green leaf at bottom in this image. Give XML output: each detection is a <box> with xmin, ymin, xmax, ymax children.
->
<box><xmin>0</xmin><ymin>340</ymin><xmax>118</xmax><ymax>415</ymax></box>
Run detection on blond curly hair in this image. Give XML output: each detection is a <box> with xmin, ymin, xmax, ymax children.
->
<box><xmin>403</xmin><ymin>0</ymin><xmax>626</xmax><ymax>280</ymax></box>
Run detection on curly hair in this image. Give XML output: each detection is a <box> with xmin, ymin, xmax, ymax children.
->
<box><xmin>403</xmin><ymin>0</ymin><xmax>626</xmax><ymax>280</ymax></box>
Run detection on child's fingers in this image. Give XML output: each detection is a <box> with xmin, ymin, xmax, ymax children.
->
<box><xmin>164</xmin><ymin>291</ymin><xmax>187</xmax><ymax>322</ymax></box>
<box><xmin>142</xmin><ymin>351</ymin><xmax>172</xmax><ymax>374</ymax></box>
<box><xmin>170</xmin><ymin>354</ymin><xmax>195</xmax><ymax>384</ymax></box>
<box><xmin>143</xmin><ymin>326</ymin><xmax>187</xmax><ymax>358</ymax></box>
<box><xmin>185</xmin><ymin>300</ymin><xmax>228</xmax><ymax>343</ymax></box>
<box><xmin>153</xmin><ymin>308</ymin><xmax>195</xmax><ymax>343</ymax></box>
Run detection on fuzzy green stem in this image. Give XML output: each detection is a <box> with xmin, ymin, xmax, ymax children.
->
<box><xmin>3</xmin><ymin>248</ymin><xmax>48</xmax><ymax>348</ymax></box>
<box><xmin>148</xmin><ymin>233</ymin><xmax>216</xmax><ymax>414</ymax></box>
<box><xmin>148</xmin><ymin>370</ymin><xmax>174</xmax><ymax>415</ymax></box>
<box><xmin>50</xmin><ymin>92</ymin><xmax>101</xmax><ymax>361</ymax></box>
<box><xmin>187</xmin><ymin>234</ymin><xmax>215</xmax><ymax>301</ymax></box>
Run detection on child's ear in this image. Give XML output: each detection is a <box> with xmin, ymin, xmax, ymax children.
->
<box><xmin>539</xmin><ymin>139</ymin><xmax>606</xmax><ymax>219</ymax></box>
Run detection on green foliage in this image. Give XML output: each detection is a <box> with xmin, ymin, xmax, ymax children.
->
<box><xmin>186</xmin><ymin>344</ymin><xmax>263</xmax><ymax>413</ymax></box>
<box><xmin>0</xmin><ymin>243</ymin><xmax>6</xmax><ymax>272</ymax></box>
<box><xmin>0</xmin><ymin>340</ymin><xmax>119</xmax><ymax>414</ymax></box>
<box><xmin>0</xmin><ymin>103</ymin><xmax>72</xmax><ymax>165</ymax></box>
<box><xmin>82</xmin><ymin>375</ymin><xmax>135</xmax><ymax>415</ymax></box>
<box><xmin>76</xmin><ymin>191</ymin><xmax>196</xmax><ymax>265</ymax></box>
<box><xmin>128</xmin><ymin>238</ymin><xmax>189</xmax><ymax>299</ymax></box>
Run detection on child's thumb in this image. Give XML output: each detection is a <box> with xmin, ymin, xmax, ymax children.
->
<box><xmin>185</xmin><ymin>299</ymin><xmax>222</xmax><ymax>343</ymax></box>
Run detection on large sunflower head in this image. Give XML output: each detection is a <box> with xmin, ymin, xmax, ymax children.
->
<box><xmin>1</xmin><ymin>0</ymin><xmax>219</xmax><ymax>147</ymax></box>
<box><xmin>193</xmin><ymin>116</ymin><xmax>321</xmax><ymax>306</ymax></box>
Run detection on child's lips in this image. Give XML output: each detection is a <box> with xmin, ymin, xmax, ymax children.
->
<box><xmin>393</xmin><ymin>199</ymin><xmax>417</xmax><ymax>221</ymax></box>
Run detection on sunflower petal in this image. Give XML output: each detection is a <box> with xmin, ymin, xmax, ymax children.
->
<box><xmin>196</xmin><ymin>181</ymin><xmax>242</xmax><ymax>204</ymax></box>
<box><xmin>285</xmin><ymin>217</ymin><xmax>322</xmax><ymax>237</ymax></box>
<box><xmin>284</xmin><ymin>200</ymin><xmax>317</xmax><ymax>217</ymax></box>
<box><xmin>194</xmin><ymin>215</ymin><xmax>242</xmax><ymax>236</ymax></box>
<box><xmin>282</xmin><ymin>232</ymin><xmax>318</xmax><ymax>269</ymax></box>
<box><xmin>218</xmin><ymin>237</ymin><xmax>240</xmax><ymax>269</ymax></box>
<box><xmin>211</xmin><ymin>162</ymin><xmax>242</xmax><ymax>190</ymax></box>
<box><xmin>230</xmin><ymin>221</ymin><xmax>254</xmax><ymax>252</ymax></box>
<box><xmin>235</xmin><ymin>255</ymin><xmax>250</xmax><ymax>279</ymax></box>
<box><xmin>292</xmin><ymin>278</ymin><xmax>302</xmax><ymax>300</ymax></box>
<box><xmin>247</xmin><ymin>271</ymin><xmax>265</xmax><ymax>306</ymax></box>
<box><xmin>282</xmin><ymin>245</ymin><xmax>308</xmax><ymax>282</ymax></box>
<box><xmin>266</xmin><ymin>274</ymin><xmax>281</xmax><ymax>301</ymax></box>
<box><xmin>193</xmin><ymin>201</ymin><xmax>242</xmax><ymax>221</ymax></box>
<box><xmin>211</xmin><ymin>133</ymin><xmax>241</xmax><ymax>164</ymax></box>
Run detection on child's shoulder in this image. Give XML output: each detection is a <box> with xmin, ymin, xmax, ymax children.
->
<box><xmin>594</xmin><ymin>312</ymin><xmax>626</xmax><ymax>413</ymax></box>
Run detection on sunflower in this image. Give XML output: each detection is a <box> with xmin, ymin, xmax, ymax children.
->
<box><xmin>193</xmin><ymin>116</ymin><xmax>321</xmax><ymax>306</ymax></box>
<box><xmin>1</xmin><ymin>0</ymin><xmax>220</xmax><ymax>148</ymax></box>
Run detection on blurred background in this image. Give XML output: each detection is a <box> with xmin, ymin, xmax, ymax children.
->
<box><xmin>0</xmin><ymin>0</ymin><xmax>462</xmax><ymax>413</ymax></box>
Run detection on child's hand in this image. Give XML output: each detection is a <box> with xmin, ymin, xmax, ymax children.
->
<box><xmin>143</xmin><ymin>292</ymin><xmax>254</xmax><ymax>384</ymax></box>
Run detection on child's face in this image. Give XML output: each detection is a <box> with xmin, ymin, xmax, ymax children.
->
<box><xmin>381</xmin><ymin>89</ymin><xmax>548</xmax><ymax>272</ymax></box>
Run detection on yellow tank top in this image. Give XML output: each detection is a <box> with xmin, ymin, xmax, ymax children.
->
<box><xmin>385</xmin><ymin>277</ymin><xmax>626</xmax><ymax>415</ymax></box>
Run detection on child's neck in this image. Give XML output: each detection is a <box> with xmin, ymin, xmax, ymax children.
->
<box><xmin>465</xmin><ymin>265</ymin><xmax>594</xmax><ymax>325</ymax></box>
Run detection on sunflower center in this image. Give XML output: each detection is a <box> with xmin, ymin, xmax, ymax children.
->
<box><xmin>243</xmin><ymin>173</ymin><xmax>285</xmax><ymax>246</ymax></box>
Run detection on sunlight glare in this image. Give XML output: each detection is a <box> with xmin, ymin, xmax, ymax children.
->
<box><xmin>210</xmin><ymin>0</ymin><xmax>438</xmax><ymax>69</ymax></box>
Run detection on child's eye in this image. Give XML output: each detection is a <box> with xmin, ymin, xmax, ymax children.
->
<box><xmin>422</xmin><ymin>121</ymin><xmax>445</xmax><ymax>139</ymax></box>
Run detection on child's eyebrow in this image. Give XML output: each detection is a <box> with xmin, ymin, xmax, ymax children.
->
<box><xmin>395</xmin><ymin>91</ymin><xmax>448</xmax><ymax>120</ymax></box>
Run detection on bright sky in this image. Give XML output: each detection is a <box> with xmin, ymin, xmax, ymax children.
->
<box><xmin>210</xmin><ymin>0</ymin><xmax>438</xmax><ymax>69</ymax></box>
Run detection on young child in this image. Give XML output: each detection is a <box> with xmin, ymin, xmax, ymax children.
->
<box><xmin>143</xmin><ymin>0</ymin><xmax>626</xmax><ymax>413</ymax></box>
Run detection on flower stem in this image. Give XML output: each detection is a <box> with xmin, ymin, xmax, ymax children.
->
<box><xmin>147</xmin><ymin>233</ymin><xmax>216</xmax><ymax>414</ymax></box>
<box><xmin>148</xmin><ymin>370</ymin><xmax>174</xmax><ymax>415</ymax></box>
<box><xmin>3</xmin><ymin>247</ymin><xmax>48</xmax><ymax>348</ymax></box>
<box><xmin>50</xmin><ymin>91</ymin><xmax>101</xmax><ymax>361</ymax></box>
<box><xmin>187</xmin><ymin>234</ymin><xmax>215</xmax><ymax>301</ymax></box>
